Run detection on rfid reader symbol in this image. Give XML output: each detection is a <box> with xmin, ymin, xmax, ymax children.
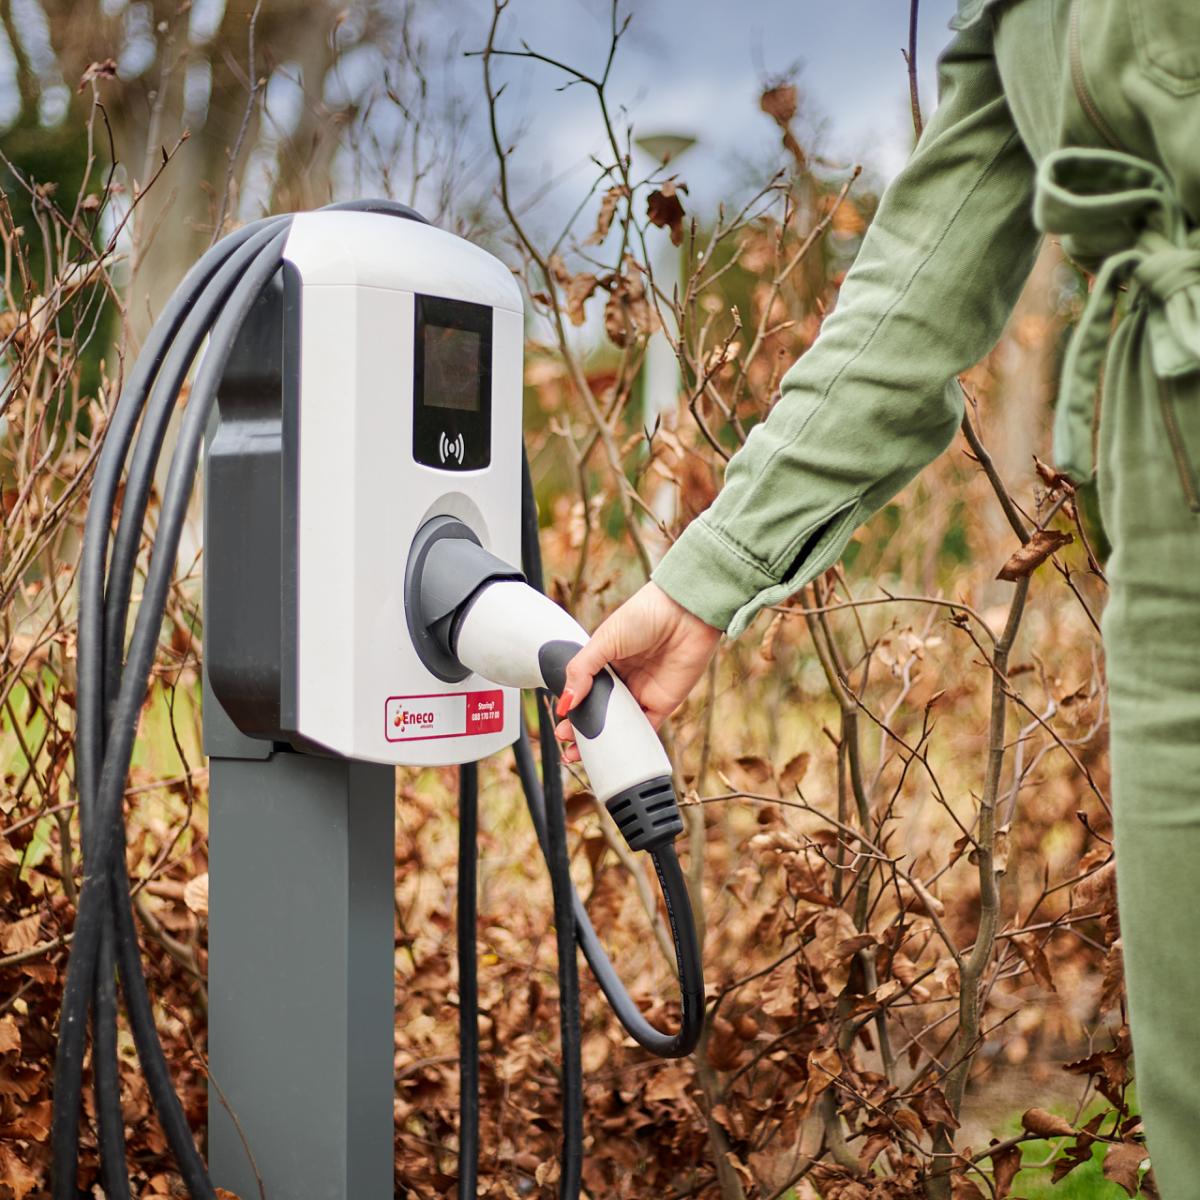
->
<box><xmin>438</xmin><ymin>431</ymin><xmax>465</xmax><ymax>465</ymax></box>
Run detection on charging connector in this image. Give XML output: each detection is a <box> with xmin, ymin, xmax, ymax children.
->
<box><xmin>406</xmin><ymin>523</ymin><xmax>678</xmax><ymax>809</ymax></box>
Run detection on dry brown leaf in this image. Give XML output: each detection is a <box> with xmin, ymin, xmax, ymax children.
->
<box><xmin>991</xmin><ymin>1139</ymin><xmax>1022</xmax><ymax>1199</ymax></box>
<box><xmin>1033</xmin><ymin>454</ymin><xmax>1073</xmax><ymax>492</ymax></box>
<box><xmin>565</xmin><ymin>273</ymin><xmax>599</xmax><ymax>326</ymax></box>
<box><xmin>760</xmin><ymin>82</ymin><xmax>798</xmax><ymax>126</ymax></box>
<box><xmin>780</xmin><ymin>751</ymin><xmax>810</xmax><ymax>792</ymax></box>
<box><xmin>1011</xmin><ymin>932</ymin><xmax>1056</xmax><ymax>993</ymax></box>
<box><xmin>834</xmin><ymin>933</ymin><xmax>876</xmax><ymax>960</ymax></box>
<box><xmin>809</xmin><ymin>908</ymin><xmax>862</xmax><ymax>993</ymax></box>
<box><xmin>1052</xmin><ymin>1142</ymin><xmax>1095</xmax><ymax>1186</ymax></box>
<box><xmin>951</xmin><ymin>1174</ymin><xmax>986</xmax><ymax>1200</ymax></box>
<box><xmin>585</xmin><ymin>185</ymin><xmax>628</xmax><ymax>246</ymax></box>
<box><xmin>0</xmin><ymin>1145</ymin><xmax>38</xmax><ymax>1199</ymax></box>
<box><xmin>1021</xmin><ymin>1107</ymin><xmax>1074</xmax><ymax>1138</ymax></box>
<box><xmin>1064</xmin><ymin>1035</ymin><xmax>1130</xmax><ymax>1106</ymax></box>
<box><xmin>183</xmin><ymin>872</ymin><xmax>209</xmax><ymax>917</ymax></box>
<box><xmin>1</xmin><ymin>914</ymin><xmax>42</xmax><ymax>954</ymax></box>
<box><xmin>1101</xmin><ymin>940</ymin><xmax>1126</xmax><ymax>1011</ymax></box>
<box><xmin>996</xmin><ymin>528</ymin><xmax>1073</xmax><ymax>581</ymax></box>
<box><xmin>0</xmin><ymin>1064</ymin><xmax>41</xmax><ymax>1101</ymax></box>
<box><xmin>603</xmin><ymin>290</ymin><xmax>628</xmax><ymax>347</ymax></box>
<box><xmin>1074</xmin><ymin>860</ymin><xmax>1117</xmax><ymax>915</ymax></box>
<box><xmin>830</xmin><ymin>198</ymin><xmax>866</xmax><ymax>237</ymax></box>
<box><xmin>732</xmin><ymin>754</ymin><xmax>773</xmax><ymax>788</ymax></box>
<box><xmin>706</xmin><ymin>1016</ymin><xmax>743</xmax><ymax>1070</ymax></box>
<box><xmin>871</xmin><ymin>978</ymin><xmax>903</xmax><ymax>1008</ymax></box>
<box><xmin>1103</xmin><ymin>1140</ymin><xmax>1148</xmax><ymax>1197</ymax></box>
<box><xmin>646</xmin><ymin>182</ymin><xmax>686</xmax><ymax>246</ymax></box>
<box><xmin>77</xmin><ymin>58</ymin><xmax>118</xmax><ymax>92</ymax></box>
<box><xmin>547</xmin><ymin>253</ymin><xmax>571</xmax><ymax>285</ymax></box>
<box><xmin>602</xmin><ymin>258</ymin><xmax>658</xmax><ymax>347</ymax></box>
<box><xmin>0</xmin><ymin>1099</ymin><xmax>51</xmax><ymax>1141</ymax></box>
<box><xmin>798</xmin><ymin>1045</ymin><xmax>841</xmax><ymax>1117</ymax></box>
<box><xmin>759</xmin><ymin>967</ymin><xmax>798</xmax><ymax>1019</ymax></box>
<box><xmin>993</xmin><ymin>824</ymin><xmax>1010</xmax><ymax>875</ymax></box>
<box><xmin>857</xmin><ymin>1132</ymin><xmax>891</xmax><ymax>1174</ymax></box>
<box><xmin>710</xmin><ymin>1103</ymin><xmax>736</xmax><ymax>1135</ymax></box>
<box><xmin>0</xmin><ymin>1017</ymin><xmax>19</xmax><ymax>1056</ymax></box>
<box><xmin>581</xmin><ymin>1032</ymin><xmax>609</xmax><ymax>1073</ymax></box>
<box><xmin>733</xmin><ymin>1013</ymin><xmax>759</xmax><ymax>1041</ymax></box>
<box><xmin>759</xmin><ymin>610</ymin><xmax>785</xmax><ymax>662</ymax></box>
<box><xmin>911</xmin><ymin>1085</ymin><xmax>960</xmax><ymax>1131</ymax></box>
<box><xmin>643</xmin><ymin>1065</ymin><xmax>690</xmax><ymax>1104</ymax></box>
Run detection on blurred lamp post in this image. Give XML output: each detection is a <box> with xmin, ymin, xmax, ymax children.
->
<box><xmin>635</xmin><ymin>132</ymin><xmax>696</xmax><ymax>167</ymax></box>
<box><xmin>634</xmin><ymin>131</ymin><xmax>696</xmax><ymax>557</ymax></box>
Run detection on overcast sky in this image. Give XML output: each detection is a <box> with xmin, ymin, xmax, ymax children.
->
<box><xmin>432</xmin><ymin>0</ymin><xmax>961</xmax><ymax>230</ymax></box>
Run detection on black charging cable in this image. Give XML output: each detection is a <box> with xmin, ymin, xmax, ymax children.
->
<box><xmin>457</xmin><ymin>763</ymin><xmax>480</xmax><ymax>1200</ymax></box>
<box><xmin>56</xmin><ymin>225</ymin><xmax>291</xmax><ymax>1200</ymax></box>
<box><xmin>59</xmin><ymin>217</ymin><xmax>293</xmax><ymax>1200</ymax></box>
<box><xmin>534</xmin><ymin>684</ymin><xmax>586</xmax><ymax>1198</ymax></box>
<box><xmin>515</xmin><ymin>452</ymin><xmax>705</xmax><ymax>1059</ymax></box>
<box><xmin>456</xmin><ymin>739</ymin><xmax>588</xmax><ymax>1200</ymax></box>
<box><xmin>58</xmin><ymin>202</ymin><xmax>424</xmax><ymax>1199</ymax></box>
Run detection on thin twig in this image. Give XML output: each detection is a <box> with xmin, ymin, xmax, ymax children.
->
<box><xmin>903</xmin><ymin>0</ymin><xmax>924</xmax><ymax>140</ymax></box>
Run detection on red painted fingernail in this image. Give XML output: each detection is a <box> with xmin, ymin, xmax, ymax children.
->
<box><xmin>555</xmin><ymin>689</ymin><xmax>576</xmax><ymax>717</ymax></box>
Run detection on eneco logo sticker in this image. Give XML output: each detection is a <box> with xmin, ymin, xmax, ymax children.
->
<box><xmin>384</xmin><ymin>691</ymin><xmax>504</xmax><ymax>742</ymax></box>
<box><xmin>385</xmin><ymin>694</ymin><xmax>465</xmax><ymax>741</ymax></box>
<box><xmin>393</xmin><ymin>706</ymin><xmax>435</xmax><ymax>733</ymax></box>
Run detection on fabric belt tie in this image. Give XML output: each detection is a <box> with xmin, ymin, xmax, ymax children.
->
<box><xmin>1034</xmin><ymin>147</ymin><xmax>1200</xmax><ymax>482</ymax></box>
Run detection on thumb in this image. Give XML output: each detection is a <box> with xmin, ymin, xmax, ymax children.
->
<box><xmin>560</xmin><ymin>621</ymin><xmax>619</xmax><ymax>712</ymax></box>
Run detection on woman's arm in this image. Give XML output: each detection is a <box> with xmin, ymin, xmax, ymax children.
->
<box><xmin>559</xmin><ymin>17</ymin><xmax>1041</xmax><ymax>732</ymax></box>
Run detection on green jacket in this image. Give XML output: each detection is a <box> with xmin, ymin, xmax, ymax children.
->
<box><xmin>652</xmin><ymin>0</ymin><xmax>1200</xmax><ymax>637</ymax></box>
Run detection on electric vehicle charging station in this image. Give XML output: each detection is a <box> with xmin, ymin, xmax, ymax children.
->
<box><xmin>54</xmin><ymin>203</ymin><xmax>704</xmax><ymax>1200</ymax></box>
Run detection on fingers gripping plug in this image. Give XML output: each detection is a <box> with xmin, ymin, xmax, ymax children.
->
<box><xmin>538</xmin><ymin>641</ymin><xmax>683</xmax><ymax>853</ymax></box>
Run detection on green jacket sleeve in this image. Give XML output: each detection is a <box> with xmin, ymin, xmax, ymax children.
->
<box><xmin>652</xmin><ymin>19</ymin><xmax>1041</xmax><ymax>638</ymax></box>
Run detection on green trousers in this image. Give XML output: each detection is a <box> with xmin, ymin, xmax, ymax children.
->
<box><xmin>651</xmin><ymin>1</ymin><xmax>1200</xmax><ymax>1192</ymax></box>
<box><xmin>1101</xmin><ymin>315</ymin><xmax>1200</xmax><ymax>1197</ymax></box>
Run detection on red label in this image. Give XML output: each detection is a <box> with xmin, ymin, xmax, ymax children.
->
<box><xmin>466</xmin><ymin>689</ymin><xmax>504</xmax><ymax>733</ymax></box>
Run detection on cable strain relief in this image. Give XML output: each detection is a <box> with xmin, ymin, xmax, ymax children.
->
<box><xmin>605</xmin><ymin>776</ymin><xmax>683</xmax><ymax>852</ymax></box>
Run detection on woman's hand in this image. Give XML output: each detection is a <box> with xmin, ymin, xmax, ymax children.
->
<box><xmin>554</xmin><ymin>582</ymin><xmax>722</xmax><ymax>762</ymax></box>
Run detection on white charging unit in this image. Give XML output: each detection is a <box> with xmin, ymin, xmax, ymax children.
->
<box><xmin>205</xmin><ymin>211</ymin><xmax>526</xmax><ymax>767</ymax></box>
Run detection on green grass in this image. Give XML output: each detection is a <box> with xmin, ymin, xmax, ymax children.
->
<box><xmin>2</xmin><ymin>673</ymin><xmax>205</xmax><ymax>875</ymax></box>
<box><xmin>775</xmin><ymin>1098</ymin><xmax>1143</xmax><ymax>1199</ymax></box>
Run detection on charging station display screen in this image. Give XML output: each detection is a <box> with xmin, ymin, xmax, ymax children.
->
<box><xmin>413</xmin><ymin>295</ymin><xmax>492</xmax><ymax>471</ymax></box>
<box><xmin>422</xmin><ymin>326</ymin><xmax>482</xmax><ymax>412</ymax></box>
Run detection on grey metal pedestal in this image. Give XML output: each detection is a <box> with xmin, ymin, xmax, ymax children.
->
<box><xmin>206</xmin><ymin>735</ymin><xmax>395</xmax><ymax>1200</ymax></box>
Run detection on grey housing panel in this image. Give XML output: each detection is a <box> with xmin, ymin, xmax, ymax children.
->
<box><xmin>205</xmin><ymin>271</ymin><xmax>294</xmax><ymax>741</ymax></box>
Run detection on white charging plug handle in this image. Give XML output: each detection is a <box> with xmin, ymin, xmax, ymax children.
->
<box><xmin>453</xmin><ymin>580</ymin><xmax>672</xmax><ymax>804</ymax></box>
